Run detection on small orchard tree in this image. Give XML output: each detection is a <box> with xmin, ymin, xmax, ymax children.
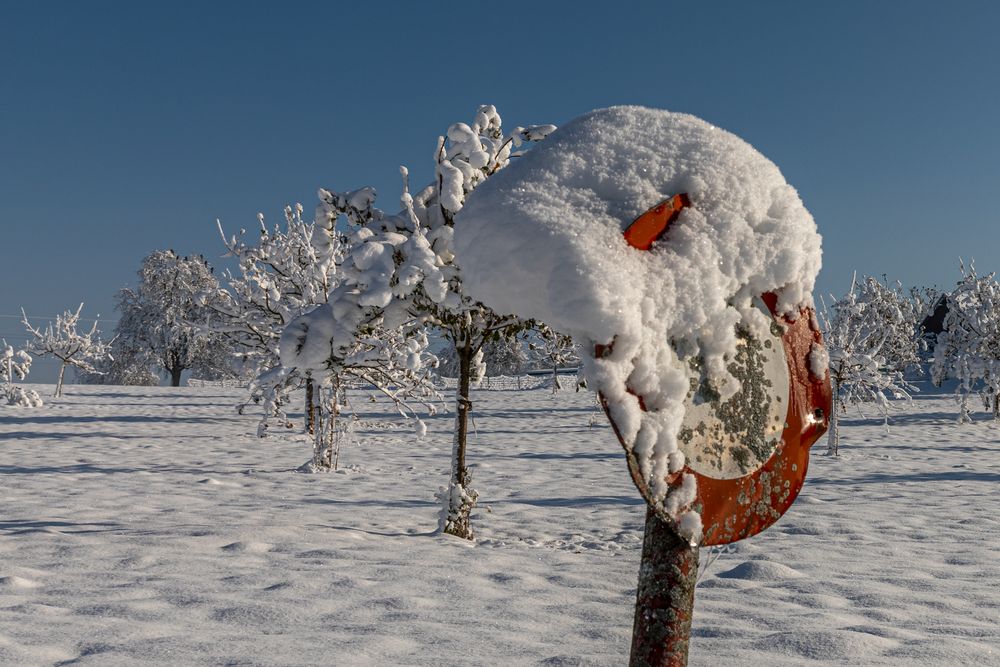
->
<box><xmin>114</xmin><ymin>250</ymin><xmax>235</xmax><ymax>386</ymax></box>
<box><xmin>77</xmin><ymin>335</ymin><xmax>162</xmax><ymax>386</ymax></box>
<box><xmin>2</xmin><ymin>340</ymin><xmax>42</xmax><ymax>407</ymax></box>
<box><xmin>304</xmin><ymin>105</ymin><xmax>555</xmax><ymax>539</ymax></box>
<box><xmin>481</xmin><ymin>334</ymin><xmax>529</xmax><ymax>377</ymax></box>
<box><xmin>931</xmin><ymin>262</ymin><xmax>1000</xmax><ymax>422</ymax></box>
<box><xmin>416</xmin><ymin>109</ymin><xmax>553</xmax><ymax>539</ymax></box>
<box><xmin>438</xmin><ymin>334</ymin><xmax>529</xmax><ymax>379</ymax></box>
<box><xmin>22</xmin><ymin>304</ymin><xmax>113</xmax><ymax>397</ymax></box>
<box><xmin>433</xmin><ymin>344</ymin><xmax>460</xmax><ymax>378</ymax></box>
<box><xmin>209</xmin><ymin>204</ymin><xmax>340</xmax><ymax>433</ymax></box>
<box><xmin>530</xmin><ymin>324</ymin><xmax>580</xmax><ymax>392</ymax></box>
<box><xmin>820</xmin><ymin>274</ymin><xmax>919</xmax><ymax>455</ymax></box>
<box><xmin>864</xmin><ymin>276</ymin><xmax>924</xmax><ymax>374</ymax></box>
<box><xmin>2</xmin><ymin>341</ymin><xmax>32</xmax><ymax>385</ymax></box>
<box><xmin>279</xmin><ymin>299</ymin><xmax>441</xmax><ymax>471</ymax></box>
<box><xmin>278</xmin><ymin>193</ymin><xmax>442</xmax><ymax>470</ymax></box>
<box><xmin>434</xmin><ymin>344</ymin><xmax>487</xmax><ymax>383</ymax></box>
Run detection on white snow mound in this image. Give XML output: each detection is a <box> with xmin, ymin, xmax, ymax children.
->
<box><xmin>453</xmin><ymin>106</ymin><xmax>822</xmax><ymax>542</ymax></box>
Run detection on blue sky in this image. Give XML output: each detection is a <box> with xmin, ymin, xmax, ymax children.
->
<box><xmin>3</xmin><ymin>1</ymin><xmax>999</xmax><ymax>381</ymax></box>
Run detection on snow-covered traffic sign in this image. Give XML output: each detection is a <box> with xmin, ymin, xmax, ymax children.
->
<box><xmin>602</xmin><ymin>195</ymin><xmax>831</xmax><ymax>546</ymax></box>
<box><xmin>453</xmin><ymin>106</ymin><xmax>831</xmax><ymax>665</ymax></box>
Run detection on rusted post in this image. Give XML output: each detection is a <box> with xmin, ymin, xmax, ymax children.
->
<box><xmin>629</xmin><ymin>507</ymin><xmax>698</xmax><ymax>667</ymax></box>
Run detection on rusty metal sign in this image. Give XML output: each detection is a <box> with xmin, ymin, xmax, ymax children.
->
<box><xmin>601</xmin><ymin>195</ymin><xmax>832</xmax><ymax>546</ymax></box>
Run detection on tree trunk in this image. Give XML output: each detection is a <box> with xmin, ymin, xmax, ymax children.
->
<box><xmin>311</xmin><ymin>379</ymin><xmax>341</xmax><ymax>471</ymax></box>
<box><xmin>331</xmin><ymin>378</ymin><xmax>343</xmax><ymax>471</ymax></box>
<box><xmin>959</xmin><ymin>393</ymin><xmax>971</xmax><ymax>424</ymax></box>
<box><xmin>442</xmin><ymin>337</ymin><xmax>477</xmax><ymax>540</ymax></box>
<box><xmin>630</xmin><ymin>506</ymin><xmax>699</xmax><ymax>667</ymax></box>
<box><xmin>311</xmin><ymin>386</ymin><xmax>325</xmax><ymax>468</ymax></box>
<box><xmin>552</xmin><ymin>362</ymin><xmax>561</xmax><ymax>393</ymax></box>
<box><xmin>54</xmin><ymin>362</ymin><xmax>66</xmax><ymax>397</ymax></box>
<box><xmin>169</xmin><ymin>365</ymin><xmax>183</xmax><ymax>387</ymax></box>
<box><xmin>305</xmin><ymin>374</ymin><xmax>316</xmax><ymax>435</ymax></box>
<box><xmin>826</xmin><ymin>377</ymin><xmax>840</xmax><ymax>456</ymax></box>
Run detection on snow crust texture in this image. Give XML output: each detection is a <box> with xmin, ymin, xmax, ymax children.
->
<box><xmin>454</xmin><ymin>107</ymin><xmax>822</xmax><ymax>538</ymax></box>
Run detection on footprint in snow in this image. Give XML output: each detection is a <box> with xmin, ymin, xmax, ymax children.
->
<box><xmin>0</xmin><ymin>576</ymin><xmax>40</xmax><ymax>590</ymax></box>
<box><xmin>198</xmin><ymin>477</ymin><xmax>241</xmax><ymax>487</ymax></box>
<box><xmin>220</xmin><ymin>541</ymin><xmax>273</xmax><ymax>554</ymax></box>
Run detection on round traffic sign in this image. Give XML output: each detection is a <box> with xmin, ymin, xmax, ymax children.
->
<box><xmin>601</xmin><ymin>196</ymin><xmax>831</xmax><ymax>546</ymax></box>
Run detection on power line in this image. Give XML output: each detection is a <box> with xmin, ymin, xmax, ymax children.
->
<box><xmin>0</xmin><ymin>314</ymin><xmax>118</xmax><ymax>323</ymax></box>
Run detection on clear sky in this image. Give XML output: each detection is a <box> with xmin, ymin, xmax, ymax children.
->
<box><xmin>3</xmin><ymin>1</ymin><xmax>999</xmax><ymax>382</ymax></box>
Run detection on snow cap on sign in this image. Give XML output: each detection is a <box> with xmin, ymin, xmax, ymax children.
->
<box><xmin>452</xmin><ymin>106</ymin><xmax>822</xmax><ymax>543</ymax></box>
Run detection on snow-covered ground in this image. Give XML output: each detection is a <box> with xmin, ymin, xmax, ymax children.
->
<box><xmin>1</xmin><ymin>382</ymin><xmax>998</xmax><ymax>666</ymax></box>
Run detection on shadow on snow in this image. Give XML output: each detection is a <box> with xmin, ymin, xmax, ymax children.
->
<box><xmin>810</xmin><ymin>470</ymin><xmax>1000</xmax><ymax>486</ymax></box>
<box><xmin>0</xmin><ymin>415</ymin><xmax>229</xmax><ymax>426</ymax></box>
<box><xmin>0</xmin><ymin>519</ymin><xmax>122</xmax><ymax>535</ymax></box>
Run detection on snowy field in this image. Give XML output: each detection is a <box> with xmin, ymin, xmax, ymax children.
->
<box><xmin>1</xmin><ymin>382</ymin><xmax>998</xmax><ymax>666</ymax></box>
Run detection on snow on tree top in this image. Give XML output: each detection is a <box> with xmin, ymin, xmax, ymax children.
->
<box><xmin>453</xmin><ymin>106</ymin><xmax>822</xmax><ymax>543</ymax></box>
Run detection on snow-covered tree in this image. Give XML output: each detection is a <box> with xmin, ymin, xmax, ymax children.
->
<box><xmin>113</xmin><ymin>250</ymin><xmax>235</xmax><ymax>386</ymax></box>
<box><xmin>931</xmin><ymin>261</ymin><xmax>1000</xmax><ymax>422</ymax></box>
<box><xmin>76</xmin><ymin>342</ymin><xmax>162</xmax><ymax>386</ymax></box>
<box><xmin>21</xmin><ymin>304</ymin><xmax>113</xmax><ymax>397</ymax></box>
<box><xmin>530</xmin><ymin>325</ymin><xmax>580</xmax><ymax>392</ymax></box>
<box><xmin>820</xmin><ymin>274</ymin><xmax>919</xmax><ymax>454</ymax></box>
<box><xmin>279</xmin><ymin>301</ymin><xmax>441</xmax><ymax>469</ymax></box>
<box><xmin>416</xmin><ymin>110</ymin><xmax>554</xmax><ymax>539</ymax></box>
<box><xmin>290</xmin><ymin>105</ymin><xmax>555</xmax><ymax>538</ymax></box>
<box><xmin>437</xmin><ymin>333</ymin><xmax>529</xmax><ymax>378</ymax></box>
<box><xmin>275</xmin><ymin>191</ymin><xmax>442</xmax><ymax>468</ymax></box>
<box><xmin>433</xmin><ymin>344</ymin><xmax>461</xmax><ymax>378</ymax></box>
<box><xmin>209</xmin><ymin>204</ymin><xmax>339</xmax><ymax>433</ymax></box>
<box><xmin>1</xmin><ymin>341</ymin><xmax>32</xmax><ymax>384</ymax></box>
<box><xmin>481</xmin><ymin>334</ymin><xmax>529</xmax><ymax>377</ymax></box>
<box><xmin>1</xmin><ymin>340</ymin><xmax>42</xmax><ymax>407</ymax></box>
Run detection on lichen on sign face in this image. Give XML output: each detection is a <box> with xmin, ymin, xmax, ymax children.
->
<box><xmin>679</xmin><ymin>302</ymin><xmax>789</xmax><ymax>480</ymax></box>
